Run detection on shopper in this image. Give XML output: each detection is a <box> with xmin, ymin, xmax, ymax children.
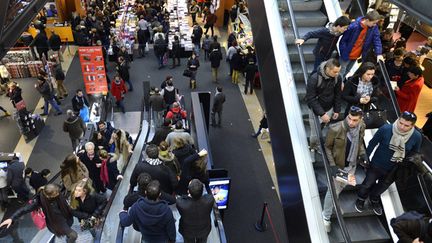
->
<box><xmin>60</xmin><ymin>154</ymin><xmax>89</xmax><ymax>193</ymax></box>
<box><xmin>160</xmin><ymin>80</ymin><xmax>179</xmax><ymax>109</ymax></box>
<box><xmin>165</xmin><ymin>102</ymin><xmax>187</xmax><ymax>124</ymax></box>
<box><xmin>91</xmin><ymin>131</ymin><xmax>109</xmax><ymax>151</ymax></box>
<box><xmin>70</xmin><ymin>179</ymin><xmax>107</xmax><ymax>223</ymax></box>
<box><xmin>7</xmin><ymin>82</ymin><xmax>23</xmax><ymax>109</ymax></box>
<box><xmin>305</xmin><ymin>58</ymin><xmax>342</xmax><ymax>152</ymax></box>
<box><xmin>339</xmin><ymin>10</ymin><xmax>384</xmax><ymax>76</ymax></box>
<box><xmin>25</xmin><ymin>168</ymin><xmax>51</xmax><ymax>192</ymax></box>
<box><xmin>395</xmin><ymin>66</ymin><xmax>424</xmax><ymax>113</ymax></box>
<box><xmin>341</xmin><ymin>62</ymin><xmax>380</xmax><ymax>115</ymax></box>
<box><xmin>110</xmin><ymin>129</ymin><xmax>133</xmax><ymax>172</ymax></box>
<box><xmin>148</xmin><ymin>119</ymin><xmax>173</xmax><ymax>146</ymax></box>
<box><xmin>49</xmin><ymin>30</ymin><xmax>63</xmax><ymax>62</ymax></box>
<box><xmin>53</xmin><ymin>62</ymin><xmax>68</xmax><ymax>99</ymax></box>
<box><xmin>72</xmin><ymin>89</ymin><xmax>89</xmax><ymax>114</ymax></box>
<box><xmin>111</xmin><ymin>75</ymin><xmax>128</xmax><ymax>113</ymax></box>
<box><xmin>137</xmin><ymin>15</ymin><xmax>149</xmax><ymax>58</ymax></box>
<box><xmin>231</xmin><ymin>48</ymin><xmax>244</xmax><ymax>84</ymax></box>
<box><xmin>204</xmin><ymin>12</ymin><xmax>217</xmax><ymax>37</ymax></box>
<box><xmin>119</xmin><ymin>180</ymin><xmax>176</xmax><ymax>243</ymax></box>
<box><xmin>0</xmin><ymin>184</ymin><xmax>77</xmax><ymax>243</ymax></box>
<box><xmin>98</xmin><ymin>150</ymin><xmax>123</xmax><ymax>190</ymax></box>
<box><xmin>226</xmin><ymin>40</ymin><xmax>239</xmax><ymax>76</ymax></box>
<box><xmin>202</xmin><ymin>35</ymin><xmax>211</xmax><ymax>61</ymax></box>
<box><xmin>63</xmin><ymin>109</ymin><xmax>86</xmax><ymax>151</ymax></box>
<box><xmin>295</xmin><ymin>15</ymin><xmax>351</xmax><ymax>74</ymax></box>
<box><xmin>158</xmin><ymin>141</ymin><xmax>181</xmax><ymax>177</ymax></box>
<box><xmin>392</xmin><ymin>214</ymin><xmax>432</xmax><ymax>243</ymax></box>
<box><xmin>209</xmin><ymin>35</ymin><xmax>222</xmax><ymax>53</ymax></box>
<box><xmin>187</xmin><ymin>52</ymin><xmax>200</xmax><ymax>89</ymax></box>
<box><xmin>322</xmin><ymin>106</ymin><xmax>366</xmax><ymax>232</ymax></box>
<box><xmin>97</xmin><ymin>120</ymin><xmax>115</xmax><ymax>142</ymax></box>
<box><xmin>129</xmin><ymin>145</ymin><xmax>178</xmax><ymax>195</ymax></box>
<box><xmin>385</xmin><ymin>48</ymin><xmax>405</xmax><ymax>83</ymax></box>
<box><xmin>166</xmin><ymin>121</ymin><xmax>194</xmax><ymax>149</ymax></box>
<box><xmin>171</xmin><ymin>35</ymin><xmax>181</xmax><ymax>68</ymax></box>
<box><xmin>244</xmin><ymin>58</ymin><xmax>258</xmax><ymax>94</ymax></box>
<box><xmin>355</xmin><ymin>112</ymin><xmax>422</xmax><ymax>215</ymax></box>
<box><xmin>78</xmin><ymin>142</ymin><xmax>105</xmax><ymax>193</ymax></box>
<box><xmin>31</xmin><ymin>29</ymin><xmax>49</xmax><ymax>60</ymax></box>
<box><xmin>35</xmin><ymin>77</ymin><xmax>63</xmax><ymax>116</ymax></box>
<box><xmin>154</xmin><ymin>34</ymin><xmax>168</xmax><ymax>69</ymax></box>
<box><xmin>177</xmin><ymin>149</ymin><xmax>209</xmax><ymax>195</ymax></box>
<box><xmin>211</xmin><ymin>87</ymin><xmax>226</xmax><ymax>127</ymax></box>
<box><xmin>7</xmin><ymin>157</ymin><xmax>30</xmax><ymax>203</ymax></box>
<box><xmin>177</xmin><ymin>179</ymin><xmax>215</xmax><ymax>243</ymax></box>
<box><xmin>117</xmin><ymin>56</ymin><xmax>133</xmax><ymax>91</ymax></box>
<box><xmin>189</xmin><ymin>1</ymin><xmax>200</xmax><ymax>26</ymax></box>
<box><xmin>149</xmin><ymin>88</ymin><xmax>166</xmax><ymax>127</ymax></box>
<box><xmin>209</xmin><ymin>47</ymin><xmax>223</xmax><ymax>82</ymax></box>
<box><xmin>251</xmin><ymin>112</ymin><xmax>268</xmax><ymax>138</ymax></box>
<box><xmin>191</xmin><ymin>23</ymin><xmax>203</xmax><ymax>56</ymax></box>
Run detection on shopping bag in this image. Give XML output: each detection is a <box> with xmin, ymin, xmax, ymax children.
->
<box><xmin>79</xmin><ymin>106</ymin><xmax>90</xmax><ymax>122</ymax></box>
<box><xmin>31</xmin><ymin>209</ymin><xmax>46</xmax><ymax>230</ymax></box>
<box><xmin>364</xmin><ymin>109</ymin><xmax>387</xmax><ymax>129</ymax></box>
<box><xmin>183</xmin><ymin>69</ymin><xmax>192</xmax><ymax>77</ymax></box>
<box><xmin>15</xmin><ymin>100</ymin><xmax>26</xmax><ymax>111</ymax></box>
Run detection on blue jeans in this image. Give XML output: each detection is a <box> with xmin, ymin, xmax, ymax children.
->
<box><xmin>194</xmin><ymin>43</ymin><xmax>200</xmax><ymax>56</ymax></box>
<box><xmin>156</xmin><ymin>54</ymin><xmax>164</xmax><ymax>67</ymax></box>
<box><xmin>44</xmin><ymin>98</ymin><xmax>62</xmax><ymax>114</ymax></box>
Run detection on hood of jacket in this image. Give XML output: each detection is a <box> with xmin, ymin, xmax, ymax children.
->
<box><xmin>131</xmin><ymin>198</ymin><xmax>171</xmax><ymax>225</ymax></box>
<box><xmin>65</xmin><ymin>116</ymin><xmax>79</xmax><ymax>124</ymax></box>
<box><xmin>319</xmin><ymin>61</ymin><xmax>332</xmax><ymax>80</ymax></box>
<box><xmin>326</xmin><ymin>22</ymin><xmax>342</xmax><ymax>37</ymax></box>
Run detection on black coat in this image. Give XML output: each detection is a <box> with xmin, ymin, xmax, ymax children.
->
<box><xmin>212</xmin><ymin>92</ymin><xmax>225</xmax><ymax>112</ymax></box>
<box><xmin>342</xmin><ymin>76</ymin><xmax>380</xmax><ymax>113</ymax></box>
<box><xmin>209</xmin><ymin>49</ymin><xmax>223</xmax><ymax>68</ymax></box>
<box><xmin>7</xmin><ymin>86</ymin><xmax>23</xmax><ymax>107</ymax></box>
<box><xmin>33</xmin><ymin>33</ymin><xmax>49</xmax><ymax>51</ymax></box>
<box><xmin>176</xmin><ymin>153</ymin><xmax>209</xmax><ymax>195</ymax></box>
<box><xmin>63</xmin><ymin>115</ymin><xmax>86</xmax><ymax>139</ymax></box>
<box><xmin>123</xmin><ymin>191</ymin><xmax>176</xmax><ymax>210</ymax></box>
<box><xmin>392</xmin><ymin>218</ymin><xmax>432</xmax><ymax>243</ymax></box>
<box><xmin>78</xmin><ymin>152</ymin><xmax>104</xmax><ymax>192</ymax></box>
<box><xmin>54</xmin><ymin>64</ymin><xmax>65</xmax><ymax>80</ymax></box>
<box><xmin>305</xmin><ymin>66</ymin><xmax>342</xmax><ymax>116</ymax></box>
<box><xmin>49</xmin><ymin>34</ymin><xmax>62</xmax><ymax>51</ymax></box>
<box><xmin>72</xmin><ymin>95</ymin><xmax>89</xmax><ymax>112</ymax></box>
<box><xmin>117</xmin><ymin>62</ymin><xmax>129</xmax><ymax>81</ymax></box>
<box><xmin>172</xmin><ymin>144</ymin><xmax>195</xmax><ymax>167</ymax></box>
<box><xmin>176</xmin><ymin>194</ymin><xmax>215</xmax><ymax>239</ymax></box>
<box><xmin>148</xmin><ymin>126</ymin><xmax>172</xmax><ymax>145</ymax></box>
<box><xmin>29</xmin><ymin>171</ymin><xmax>48</xmax><ymax>191</ymax></box>
<box><xmin>72</xmin><ymin>193</ymin><xmax>107</xmax><ymax>219</ymax></box>
<box><xmin>244</xmin><ymin>63</ymin><xmax>258</xmax><ymax>81</ymax></box>
<box><xmin>129</xmin><ymin>160</ymin><xmax>178</xmax><ymax>194</ymax></box>
<box><xmin>7</xmin><ymin>160</ymin><xmax>26</xmax><ymax>188</ymax></box>
<box><xmin>231</xmin><ymin>53</ymin><xmax>244</xmax><ymax>71</ymax></box>
<box><xmin>36</xmin><ymin>81</ymin><xmax>53</xmax><ymax>100</ymax></box>
<box><xmin>171</xmin><ymin>39</ymin><xmax>181</xmax><ymax>57</ymax></box>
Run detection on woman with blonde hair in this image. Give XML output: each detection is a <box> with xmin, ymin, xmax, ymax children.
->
<box><xmin>60</xmin><ymin>154</ymin><xmax>89</xmax><ymax>193</ymax></box>
<box><xmin>172</xmin><ymin>137</ymin><xmax>195</xmax><ymax>167</ymax></box>
<box><xmin>158</xmin><ymin>141</ymin><xmax>181</xmax><ymax>177</ymax></box>
<box><xmin>110</xmin><ymin>129</ymin><xmax>133</xmax><ymax>172</ymax></box>
<box><xmin>98</xmin><ymin>149</ymin><xmax>123</xmax><ymax>190</ymax></box>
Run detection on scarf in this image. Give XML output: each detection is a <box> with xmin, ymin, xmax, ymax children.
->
<box><xmin>390</xmin><ymin>119</ymin><xmax>415</xmax><ymax>162</ymax></box>
<box><xmin>344</xmin><ymin>117</ymin><xmax>361</xmax><ymax>164</ymax></box>
<box><xmin>100</xmin><ymin>158</ymin><xmax>110</xmax><ymax>186</ymax></box>
<box><xmin>146</xmin><ymin>158</ymin><xmax>163</xmax><ymax>165</ymax></box>
<box><xmin>357</xmin><ymin>78</ymin><xmax>373</xmax><ymax>97</ymax></box>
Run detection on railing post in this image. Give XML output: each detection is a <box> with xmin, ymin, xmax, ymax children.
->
<box><xmin>255</xmin><ymin>202</ymin><xmax>268</xmax><ymax>232</ymax></box>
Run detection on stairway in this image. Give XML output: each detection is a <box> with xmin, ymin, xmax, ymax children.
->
<box><xmin>277</xmin><ymin>0</ymin><xmax>392</xmax><ymax>242</ymax></box>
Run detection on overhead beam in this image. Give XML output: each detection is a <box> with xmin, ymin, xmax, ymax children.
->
<box><xmin>0</xmin><ymin>0</ymin><xmax>11</xmax><ymax>42</ymax></box>
<box><xmin>390</xmin><ymin>0</ymin><xmax>432</xmax><ymax>26</ymax></box>
<box><xmin>0</xmin><ymin>0</ymin><xmax>49</xmax><ymax>59</ymax></box>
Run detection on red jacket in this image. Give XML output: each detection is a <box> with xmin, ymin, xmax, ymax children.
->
<box><xmin>396</xmin><ymin>76</ymin><xmax>424</xmax><ymax>113</ymax></box>
<box><xmin>166</xmin><ymin>106</ymin><xmax>187</xmax><ymax>120</ymax></box>
<box><xmin>111</xmin><ymin>79</ymin><xmax>127</xmax><ymax>102</ymax></box>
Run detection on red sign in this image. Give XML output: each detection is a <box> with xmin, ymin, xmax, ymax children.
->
<box><xmin>78</xmin><ymin>47</ymin><xmax>108</xmax><ymax>94</ymax></box>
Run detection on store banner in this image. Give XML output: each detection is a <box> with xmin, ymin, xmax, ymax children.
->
<box><xmin>78</xmin><ymin>47</ymin><xmax>108</xmax><ymax>94</ymax></box>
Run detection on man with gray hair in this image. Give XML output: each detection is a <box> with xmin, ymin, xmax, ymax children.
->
<box><xmin>78</xmin><ymin>142</ymin><xmax>105</xmax><ymax>193</ymax></box>
<box><xmin>63</xmin><ymin>109</ymin><xmax>86</xmax><ymax>151</ymax></box>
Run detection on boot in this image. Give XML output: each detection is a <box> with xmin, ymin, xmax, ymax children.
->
<box><xmin>192</xmin><ymin>80</ymin><xmax>197</xmax><ymax>89</ymax></box>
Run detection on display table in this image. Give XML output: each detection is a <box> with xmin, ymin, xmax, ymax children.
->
<box><xmin>28</xmin><ymin>24</ymin><xmax>74</xmax><ymax>42</ymax></box>
<box><xmin>166</xmin><ymin>0</ymin><xmax>194</xmax><ymax>57</ymax></box>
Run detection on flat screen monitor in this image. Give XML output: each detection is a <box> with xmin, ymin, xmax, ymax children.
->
<box><xmin>209</xmin><ymin>178</ymin><xmax>231</xmax><ymax>210</ymax></box>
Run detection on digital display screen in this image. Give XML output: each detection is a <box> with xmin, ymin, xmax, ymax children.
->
<box><xmin>209</xmin><ymin>178</ymin><xmax>231</xmax><ymax>210</ymax></box>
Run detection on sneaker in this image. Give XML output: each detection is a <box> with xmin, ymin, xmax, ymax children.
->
<box><xmin>323</xmin><ymin>217</ymin><xmax>331</xmax><ymax>233</ymax></box>
<box><xmin>355</xmin><ymin>199</ymin><xmax>365</xmax><ymax>213</ymax></box>
<box><xmin>371</xmin><ymin>201</ymin><xmax>383</xmax><ymax>216</ymax></box>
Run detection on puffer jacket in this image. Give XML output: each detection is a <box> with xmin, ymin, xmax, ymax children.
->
<box><xmin>63</xmin><ymin>115</ymin><xmax>86</xmax><ymax>139</ymax></box>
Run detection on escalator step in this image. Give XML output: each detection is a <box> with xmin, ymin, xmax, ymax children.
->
<box><xmin>328</xmin><ymin>216</ymin><xmax>391</xmax><ymax>243</ymax></box>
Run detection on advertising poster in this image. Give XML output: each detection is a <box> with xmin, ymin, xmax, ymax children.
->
<box><xmin>78</xmin><ymin>47</ymin><xmax>108</xmax><ymax>94</ymax></box>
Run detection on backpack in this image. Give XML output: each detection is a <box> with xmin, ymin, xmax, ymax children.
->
<box><xmin>171</xmin><ymin>110</ymin><xmax>183</xmax><ymax>124</ymax></box>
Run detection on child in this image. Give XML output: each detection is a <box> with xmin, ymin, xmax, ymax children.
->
<box><xmin>0</xmin><ymin>162</ymin><xmax>8</xmax><ymax>211</ymax></box>
<box><xmin>202</xmin><ymin>35</ymin><xmax>211</xmax><ymax>61</ymax></box>
<box><xmin>25</xmin><ymin>168</ymin><xmax>51</xmax><ymax>192</ymax></box>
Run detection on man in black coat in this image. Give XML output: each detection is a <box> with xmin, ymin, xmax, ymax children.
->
<box><xmin>244</xmin><ymin>58</ymin><xmax>258</xmax><ymax>95</ymax></box>
<box><xmin>78</xmin><ymin>142</ymin><xmax>105</xmax><ymax>193</ymax></box>
<box><xmin>71</xmin><ymin>89</ymin><xmax>89</xmax><ymax>114</ymax></box>
<box><xmin>117</xmin><ymin>56</ymin><xmax>133</xmax><ymax>91</ymax></box>
<box><xmin>7</xmin><ymin>158</ymin><xmax>30</xmax><ymax>202</ymax></box>
<box><xmin>35</xmin><ymin>78</ymin><xmax>63</xmax><ymax>116</ymax></box>
<box><xmin>129</xmin><ymin>145</ymin><xmax>178</xmax><ymax>194</ymax></box>
<box><xmin>49</xmin><ymin>30</ymin><xmax>63</xmax><ymax>61</ymax></box>
<box><xmin>209</xmin><ymin>48</ymin><xmax>223</xmax><ymax>82</ymax></box>
<box><xmin>63</xmin><ymin>110</ymin><xmax>86</xmax><ymax>151</ymax></box>
<box><xmin>153</xmin><ymin>35</ymin><xmax>167</xmax><ymax>69</ymax></box>
<box><xmin>177</xmin><ymin>179</ymin><xmax>215</xmax><ymax>243</ymax></box>
<box><xmin>305</xmin><ymin>58</ymin><xmax>342</xmax><ymax>152</ymax></box>
<box><xmin>31</xmin><ymin>29</ymin><xmax>49</xmax><ymax>60</ymax></box>
<box><xmin>211</xmin><ymin>86</ymin><xmax>226</xmax><ymax>127</ymax></box>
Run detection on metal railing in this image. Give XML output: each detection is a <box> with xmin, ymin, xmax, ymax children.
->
<box><xmin>285</xmin><ymin>0</ymin><xmax>352</xmax><ymax>241</ymax></box>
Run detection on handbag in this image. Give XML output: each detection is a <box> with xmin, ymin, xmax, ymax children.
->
<box><xmin>31</xmin><ymin>208</ymin><xmax>46</xmax><ymax>230</ymax></box>
<box><xmin>183</xmin><ymin>69</ymin><xmax>192</xmax><ymax>78</ymax></box>
<box><xmin>15</xmin><ymin>100</ymin><xmax>26</xmax><ymax>111</ymax></box>
<box><xmin>364</xmin><ymin>109</ymin><xmax>387</xmax><ymax>129</ymax></box>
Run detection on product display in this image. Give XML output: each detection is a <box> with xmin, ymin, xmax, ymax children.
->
<box><xmin>166</xmin><ymin>0</ymin><xmax>194</xmax><ymax>52</ymax></box>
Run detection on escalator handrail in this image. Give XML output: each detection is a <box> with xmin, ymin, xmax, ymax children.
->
<box><xmin>284</xmin><ymin>0</ymin><xmax>352</xmax><ymax>241</ymax></box>
<box><xmin>353</xmin><ymin>0</ymin><xmax>366</xmax><ymax>16</ymax></box>
<box><xmin>417</xmin><ymin>173</ymin><xmax>432</xmax><ymax>214</ymax></box>
<box><xmin>377</xmin><ymin>60</ymin><xmax>401</xmax><ymax>117</ymax></box>
<box><xmin>94</xmin><ymin>100</ymin><xmax>150</xmax><ymax>243</ymax></box>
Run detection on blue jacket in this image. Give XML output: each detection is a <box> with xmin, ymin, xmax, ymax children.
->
<box><xmin>302</xmin><ymin>24</ymin><xmax>341</xmax><ymax>60</ymax></box>
<box><xmin>366</xmin><ymin>124</ymin><xmax>422</xmax><ymax>171</ymax></box>
<box><xmin>119</xmin><ymin>197</ymin><xmax>176</xmax><ymax>242</ymax></box>
<box><xmin>339</xmin><ymin>17</ymin><xmax>382</xmax><ymax>61</ymax></box>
